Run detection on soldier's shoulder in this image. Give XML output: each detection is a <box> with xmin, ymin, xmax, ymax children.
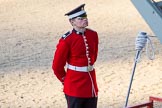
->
<box><xmin>62</xmin><ymin>31</ymin><xmax>72</xmax><ymax>39</ymax></box>
<box><xmin>86</xmin><ymin>28</ymin><xmax>97</xmax><ymax>33</ymax></box>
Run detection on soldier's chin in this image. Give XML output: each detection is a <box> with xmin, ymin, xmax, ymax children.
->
<box><xmin>84</xmin><ymin>23</ymin><xmax>88</xmax><ymax>27</ymax></box>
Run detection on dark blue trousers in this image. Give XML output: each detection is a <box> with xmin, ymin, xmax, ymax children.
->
<box><xmin>65</xmin><ymin>94</ymin><xmax>98</xmax><ymax>108</ymax></box>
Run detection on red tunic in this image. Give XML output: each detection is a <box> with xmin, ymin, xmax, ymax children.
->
<box><xmin>52</xmin><ymin>28</ymin><xmax>99</xmax><ymax>98</ymax></box>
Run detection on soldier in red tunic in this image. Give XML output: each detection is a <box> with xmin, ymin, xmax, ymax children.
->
<box><xmin>52</xmin><ymin>4</ymin><xmax>99</xmax><ymax>108</ymax></box>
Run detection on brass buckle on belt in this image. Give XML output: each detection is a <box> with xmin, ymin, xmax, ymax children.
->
<box><xmin>87</xmin><ymin>65</ymin><xmax>93</xmax><ymax>71</ymax></box>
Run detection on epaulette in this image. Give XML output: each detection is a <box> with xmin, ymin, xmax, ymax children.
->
<box><xmin>62</xmin><ymin>31</ymin><xmax>71</xmax><ymax>39</ymax></box>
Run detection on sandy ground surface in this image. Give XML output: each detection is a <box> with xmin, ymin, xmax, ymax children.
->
<box><xmin>0</xmin><ymin>0</ymin><xmax>162</xmax><ymax>107</ymax></box>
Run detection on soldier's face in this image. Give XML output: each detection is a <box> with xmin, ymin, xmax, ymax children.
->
<box><xmin>71</xmin><ymin>17</ymin><xmax>88</xmax><ymax>28</ymax></box>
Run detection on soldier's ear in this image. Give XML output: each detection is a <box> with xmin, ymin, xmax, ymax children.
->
<box><xmin>69</xmin><ymin>19</ymin><xmax>72</xmax><ymax>23</ymax></box>
<box><xmin>69</xmin><ymin>19</ymin><xmax>74</xmax><ymax>26</ymax></box>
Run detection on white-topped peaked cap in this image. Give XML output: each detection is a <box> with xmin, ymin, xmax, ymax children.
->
<box><xmin>65</xmin><ymin>4</ymin><xmax>87</xmax><ymax>19</ymax></box>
